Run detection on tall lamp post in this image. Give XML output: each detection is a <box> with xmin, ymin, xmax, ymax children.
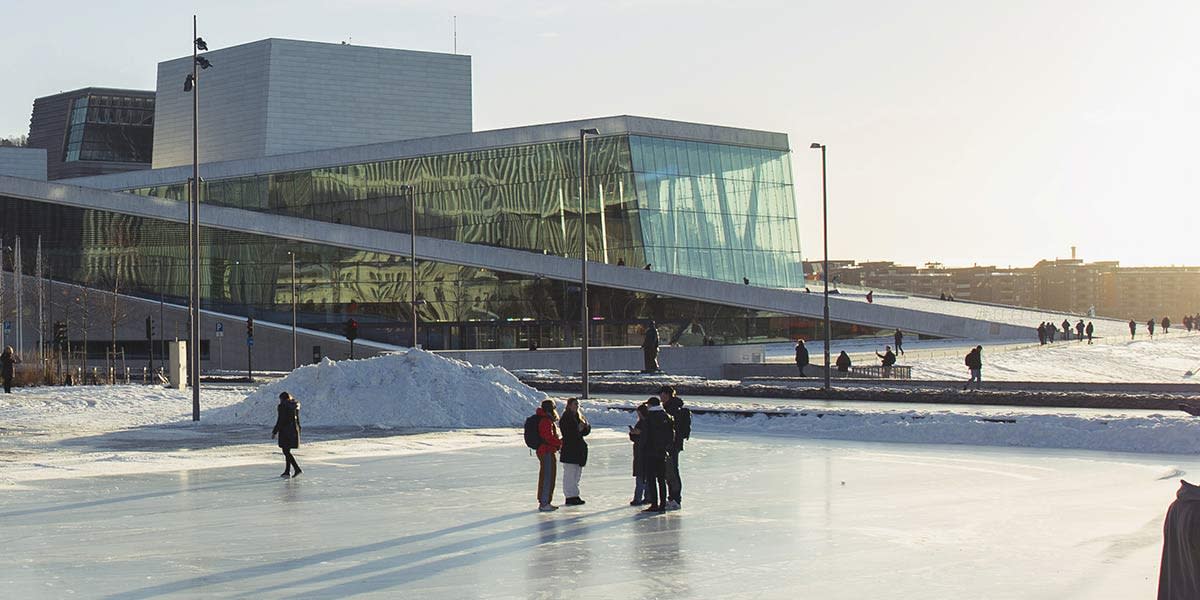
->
<box><xmin>810</xmin><ymin>142</ymin><xmax>831</xmax><ymax>391</ymax></box>
<box><xmin>578</xmin><ymin>128</ymin><xmax>599</xmax><ymax>399</ymax></box>
<box><xmin>288</xmin><ymin>251</ymin><xmax>297</xmax><ymax>369</ymax></box>
<box><xmin>403</xmin><ymin>185</ymin><xmax>418</xmax><ymax>349</ymax></box>
<box><xmin>184</xmin><ymin>19</ymin><xmax>211</xmax><ymax>421</ymax></box>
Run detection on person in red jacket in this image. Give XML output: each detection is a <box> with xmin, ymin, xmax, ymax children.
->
<box><xmin>535</xmin><ymin>399</ymin><xmax>563</xmax><ymax>512</ymax></box>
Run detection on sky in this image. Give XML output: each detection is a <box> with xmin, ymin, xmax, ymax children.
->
<box><xmin>1</xmin><ymin>0</ymin><xmax>1197</xmax><ymax>268</ymax></box>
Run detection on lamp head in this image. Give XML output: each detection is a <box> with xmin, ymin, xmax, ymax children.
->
<box><xmin>194</xmin><ymin>37</ymin><xmax>208</xmax><ymax>51</ymax></box>
<box><xmin>810</xmin><ymin>142</ymin><xmax>823</xmax><ymax>149</ymax></box>
<box><xmin>183</xmin><ymin>74</ymin><xmax>194</xmax><ymax>92</ymax></box>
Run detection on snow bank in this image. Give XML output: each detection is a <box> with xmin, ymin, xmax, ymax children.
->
<box><xmin>581</xmin><ymin>402</ymin><xmax>1200</xmax><ymax>454</ymax></box>
<box><xmin>207</xmin><ymin>349</ymin><xmax>547</xmax><ymax>428</ymax></box>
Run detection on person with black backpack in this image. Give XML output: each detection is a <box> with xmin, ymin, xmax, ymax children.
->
<box><xmin>659</xmin><ymin>385</ymin><xmax>690</xmax><ymax>510</ymax></box>
<box><xmin>525</xmin><ymin>399</ymin><xmax>562</xmax><ymax>512</ymax></box>
<box><xmin>559</xmin><ymin>397</ymin><xmax>591</xmax><ymax>506</ymax></box>
<box><xmin>642</xmin><ymin>395</ymin><xmax>675</xmax><ymax>514</ymax></box>
<box><xmin>963</xmin><ymin>346</ymin><xmax>983</xmax><ymax>390</ymax></box>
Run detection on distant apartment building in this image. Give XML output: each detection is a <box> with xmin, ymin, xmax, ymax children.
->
<box><xmin>1099</xmin><ymin>268</ymin><xmax>1200</xmax><ymax>321</ymax></box>
<box><xmin>28</xmin><ymin>87</ymin><xmax>155</xmax><ymax>180</ymax></box>
<box><xmin>813</xmin><ymin>258</ymin><xmax>1200</xmax><ymax>320</ymax></box>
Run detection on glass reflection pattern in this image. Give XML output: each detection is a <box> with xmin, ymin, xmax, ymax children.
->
<box><xmin>63</xmin><ymin>93</ymin><xmax>155</xmax><ymax>163</ymax></box>
<box><xmin>127</xmin><ymin>134</ymin><xmax>802</xmax><ymax>288</ymax></box>
<box><xmin>629</xmin><ymin>136</ymin><xmax>801</xmax><ymax>287</ymax></box>
<box><xmin>0</xmin><ymin>194</ymin><xmax>872</xmax><ymax>351</ymax></box>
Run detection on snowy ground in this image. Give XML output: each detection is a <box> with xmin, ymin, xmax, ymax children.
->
<box><xmin>0</xmin><ymin>351</ymin><xmax>1194</xmax><ymax>597</ymax></box>
<box><xmin>909</xmin><ymin>333</ymin><xmax>1200</xmax><ymax>383</ymax></box>
<box><xmin>761</xmin><ymin>330</ymin><xmax>1200</xmax><ymax>383</ymax></box>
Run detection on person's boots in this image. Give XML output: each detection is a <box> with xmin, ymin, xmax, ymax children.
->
<box><xmin>291</xmin><ymin>467</ymin><xmax>302</xmax><ymax>478</ymax></box>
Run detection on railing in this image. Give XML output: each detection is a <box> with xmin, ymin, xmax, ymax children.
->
<box><xmin>849</xmin><ymin>365</ymin><xmax>912</xmax><ymax>379</ymax></box>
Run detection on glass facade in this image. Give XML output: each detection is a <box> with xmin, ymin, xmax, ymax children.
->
<box><xmin>127</xmin><ymin>134</ymin><xmax>802</xmax><ymax>288</ymax></box>
<box><xmin>629</xmin><ymin>136</ymin><xmax>801</xmax><ymax>286</ymax></box>
<box><xmin>0</xmin><ymin>195</ymin><xmax>874</xmax><ymax>351</ymax></box>
<box><xmin>63</xmin><ymin>93</ymin><xmax>155</xmax><ymax>163</ymax></box>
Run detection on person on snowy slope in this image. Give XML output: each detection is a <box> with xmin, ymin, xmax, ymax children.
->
<box><xmin>1129</xmin><ymin>319</ymin><xmax>1137</xmax><ymax>339</ymax></box>
<box><xmin>795</xmin><ymin>340</ymin><xmax>809</xmax><ymax>377</ymax></box>
<box><xmin>1149</xmin><ymin>319</ymin><xmax>1156</xmax><ymax>338</ymax></box>
<box><xmin>559</xmin><ymin>397</ymin><xmax>591</xmax><ymax>506</ymax></box>
<box><xmin>1163</xmin><ymin>317</ymin><xmax>1171</xmax><ymax>334</ymax></box>
<box><xmin>963</xmin><ymin>346</ymin><xmax>983</xmax><ymax>390</ymax></box>
<box><xmin>535</xmin><ymin>399</ymin><xmax>563</xmax><ymax>512</ymax></box>
<box><xmin>271</xmin><ymin>391</ymin><xmax>302</xmax><ymax>478</ymax></box>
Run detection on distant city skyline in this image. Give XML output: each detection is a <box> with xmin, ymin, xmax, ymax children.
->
<box><xmin>1</xmin><ymin>0</ymin><xmax>1195</xmax><ymax>268</ymax></box>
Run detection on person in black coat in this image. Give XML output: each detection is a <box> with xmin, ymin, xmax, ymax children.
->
<box><xmin>1085</xmin><ymin>321</ymin><xmax>1094</xmax><ymax>345</ymax></box>
<box><xmin>642</xmin><ymin>321</ymin><xmax>660</xmax><ymax>373</ymax></box>
<box><xmin>876</xmin><ymin>345</ymin><xmax>896</xmax><ymax>378</ymax></box>
<box><xmin>559</xmin><ymin>397</ymin><xmax>591</xmax><ymax>506</ymax></box>
<box><xmin>794</xmin><ymin>340</ymin><xmax>809</xmax><ymax>376</ymax></box>
<box><xmin>836</xmin><ymin>350</ymin><xmax>852</xmax><ymax>373</ymax></box>
<box><xmin>893</xmin><ymin>329</ymin><xmax>905</xmax><ymax>355</ymax></box>
<box><xmin>963</xmin><ymin>346</ymin><xmax>983</xmax><ymax>390</ymax></box>
<box><xmin>641</xmin><ymin>396</ymin><xmax>675</xmax><ymax>513</ymax></box>
<box><xmin>629</xmin><ymin>402</ymin><xmax>651</xmax><ymax>506</ymax></box>
<box><xmin>1</xmin><ymin>346</ymin><xmax>19</xmax><ymax>393</ymax></box>
<box><xmin>271</xmin><ymin>391</ymin><xmax>302</xmax><ymax>478</ymax></box>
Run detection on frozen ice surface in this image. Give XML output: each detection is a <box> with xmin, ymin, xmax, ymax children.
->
<box><xmin>0</xmin><ymin>429</ymin><xmax>1184</xmax><ymax>598</ymax></box>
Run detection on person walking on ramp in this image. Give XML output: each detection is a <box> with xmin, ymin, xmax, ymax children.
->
<box><xmin>559</xmin><ymin>397</ymin><xmax>591</xmax><ymax>506</ymax></box>
<box><xmin>534</xmin><ymin>399</ymin><xmax>562</xmax><ymax>512</ymax></box>
<box><xmin>963</xmin><ymin>346</ymin><xmax>983</xmax><ymax>390</ymax></box>
<box><xmin>271</xmin><ymin>392</ymin><xmax>302</xmax><ymax>478</ymax></box>
<box><xmin>894</xmin><ymin>329</ymin><xmax>905</xmax><ymax>355</ymax></box>
<box><xmin>794</xmin><ymin>339</ymin><xmax>809</xmax><ymax>377</ymax></box>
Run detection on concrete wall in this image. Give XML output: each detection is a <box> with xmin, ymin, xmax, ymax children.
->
<box><xmin>153</xmin><ymin>39</ymin><xmax>471</xmax><ymax>168</ymax></box>
<box><xmin>153</xmin><ymin>40</ymin><xmax>272</xmax><ymax>169</ymax></box>
<box><xmin>0</xmin><ymin>148</ymin><xmax>47</xmax><ymax>180</ymax></box>
<box><xmin>438</xmin><ymin>344</ymin><xmax>764</xmax><ymax>379</ymax></box>
<box><xmin>264</xmin><ymin>40</ymin><xmax>471</xmax><ymax>156</ymax></box>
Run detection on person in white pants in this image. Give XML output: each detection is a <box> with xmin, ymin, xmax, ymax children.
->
<box><xmin>559</xmin><ymin>397</ymin><xmax>591</xmax><ymax>506</ymax></box>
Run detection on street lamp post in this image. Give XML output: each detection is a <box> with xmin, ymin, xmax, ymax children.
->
<box><xmin>405</xmin><ymin>185</ymin><xmax>418</xmax><ymax>349</ymax></box>
<box><xmin>288</xmin><ymin>251</ymin><xmax>297</xmax><ymax>369</ymax></box>
<box><xmin>184</xmin><ymin>19</ymin><xmax>210</xmax><ymax>421</ymax></box>
<box><xmin>579</xmin><ymin>128</ymin><xmax>599</xmax><ymax>399</ymax></box>
<box><xmin>810</xmin><ymin>142</ymin><xmax>831</xmax><ymax>391</ymax></box>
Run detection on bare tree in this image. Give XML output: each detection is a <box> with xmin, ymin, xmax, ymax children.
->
<box><xmin>0</xmin><ymin>134</ymin><xmax>29</xmax><ymax>147</ymax></box>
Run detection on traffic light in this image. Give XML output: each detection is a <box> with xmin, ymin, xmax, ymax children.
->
<box><xmin>345</xmin><ymin>319</ymin><xmax>358</xmax><ymax>341</ymax></box>
<box><xmin>247</xmin><ymin>317</ymin><xmax>254</xmax><ymax>338</ymax></box>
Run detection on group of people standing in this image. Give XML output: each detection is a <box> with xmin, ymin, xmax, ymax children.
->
<box><xmin>1037</xmin><ymin>319</ymin><xmax>1094</xmax><ymax>345</ymax></box>
<box><xmin>532</xmin><ymin>386</ymin><xmax>690</xmax><ymax>514</ymax></box>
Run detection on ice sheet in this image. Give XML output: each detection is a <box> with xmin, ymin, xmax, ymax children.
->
<box><xmin>0</xmin><ymin>432</ymin><xmax>1185</xmax><ymax>598</ymax></box>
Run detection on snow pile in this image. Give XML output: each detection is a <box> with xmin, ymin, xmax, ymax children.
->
<box><xmin>207</xmin><ymin>349</ymin><xmax>547</xmax><ymax>428</ymax></box>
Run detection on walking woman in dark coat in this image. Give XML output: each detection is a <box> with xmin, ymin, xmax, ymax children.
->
<box><xmin>1</xmin><ymin>346</ymin><xmax>19</xmax><ymax>393</ymax></box>
<box><xmin>271</xmin><ymin>391</ymin><xmax>302</xmax><ymax>478</ymax></box>
<box><xmin>559</xmin><ymin>397</ymin><xmax>591</xmax><ymax>506</ymax></box>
